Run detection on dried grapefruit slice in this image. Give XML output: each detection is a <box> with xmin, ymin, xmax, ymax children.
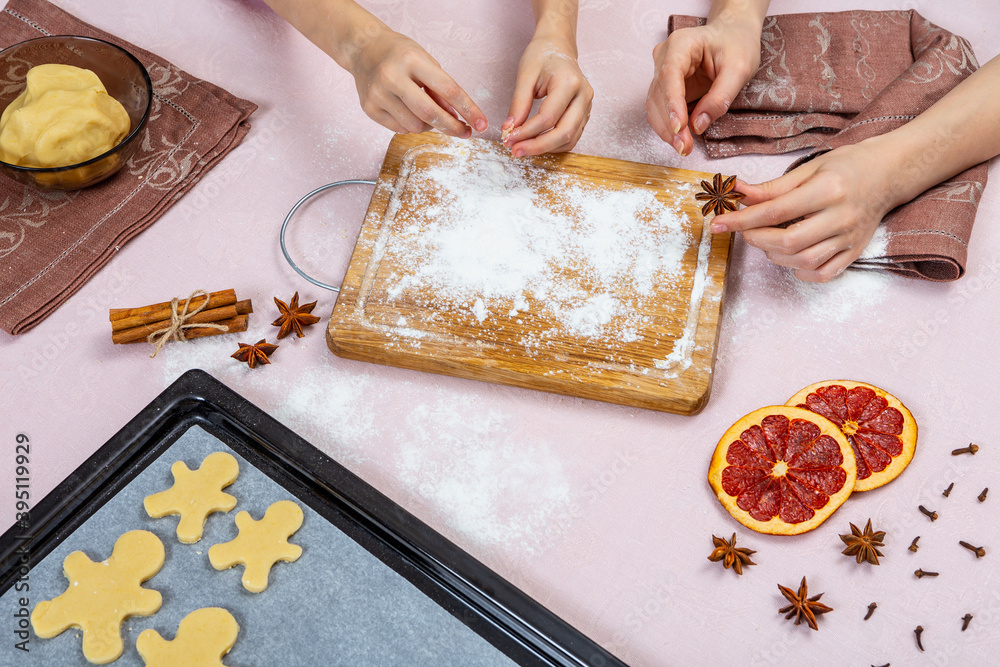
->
<box><xmin>708</xmin><ymin>406</ymin><xmax>857</xmax><ymax>535</ymax></box>
<box><xmin>787</xmin><ymin>381</ymin><xmax>917</xmax><ymax>492</ymax></box>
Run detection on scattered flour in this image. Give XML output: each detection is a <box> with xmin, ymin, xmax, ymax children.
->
<box><xmin>472</xmin><ymin>297</ymin><xmax>487</xmax><ymax>322</ymax></box>
<box><xmin>793</xmin><ymin>267</ymin><xmax>896</xmax><ymax>322</ymax></box>
<box><xmin>160</xmin><ymin>336</ymin><xmax>252</xmax><ymax>393</ymax></box>
<box><xmin>394</xmin><ymin>394</ymin><xmax>572</xmax><ymax>553</ymax></box>
<box><xmin>158</xmin><ymin>336</ymin><xmax>376</xmax><ymax>467</ymax></box>
<box><xmin>723</xmin><ymin>243</ymin><xmax>898</xmax><ymax>342</ymax></box>
<box><xmin>268</xmin><ymin>367</ymin><xmax>380</xmax><ymax>466</ymax></box>
<box><xmin>376</xmin><ymin>138</ymin><xmax>711</xmax><ymax>370</ymax></box>
<box><xmin>565</xmin><ymin>293</ymin><xmax>619</xmax><ymax>337</ymax></box>
<box><xmin>654</xmin><ymin>326</ymin><xmax>695</xmax><ymax>372</ymax></box>
<box><xmin>157</xmin><ymin>336</ymin><xmax>572</xmax><ymax>554</ymax></box>
<box><xmin>858</xmin><ymin>224</ymin><xmax>890</xmax><ymax>260</ymax></box>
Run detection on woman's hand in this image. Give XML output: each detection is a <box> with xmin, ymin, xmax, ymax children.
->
<box><xmin>646</xmin><ymin>0</ymin><xmax>769</xmax><ymax>156</ymax></box>
<box><xmin>501</xmin><ymin>37</ymin><xmax>593</xmax><ymax>157</ymax></box>
<box><xmin>347</xmin><ymin>29</ymin><xmax>487</xmax><ymax>137</ymax></box>
<box><xmin>501</xmin><ymin>0</ymin><xmax>591</xmax><ymax>157</ymax></box>
<box><xmin>710</xmin><ymin>141</ymin><xmax>900</xmax><ymax>282</ymax></box>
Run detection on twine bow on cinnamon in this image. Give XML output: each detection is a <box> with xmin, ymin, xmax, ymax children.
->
<box><xmin>147</xmin><ymin>290</ymin><xmax>229</xmax><ymax>357</ymax></box>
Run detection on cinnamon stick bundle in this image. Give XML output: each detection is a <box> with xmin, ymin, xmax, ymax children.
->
<box><xmin>113</xmin><ymin>300</ymin><xmax>253</xmax><ymax>344</ymax></box>
<box><xmin>110</xmin><ymin>289</ymin><xmax>237</xmax><ymax>331</ymax></box>
<box><xmin>110</xmin><ymin>289</ymin><xmax>252</xmax><ymax>346</ymax></box>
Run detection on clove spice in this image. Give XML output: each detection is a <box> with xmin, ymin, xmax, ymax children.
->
<box><xmin>918</xmin><ymin>505</ymin><xmax>938</xmax><ymax>521</ymax></box>
<box><xmin>961</xmin><ymin>614</ymin><xmax>973</xmax><ymax>631</ymax></box>
<box><xmin>979</xmin><ymin>487</ymin><xmax>989</xmax><ymax>502</ymax></box>
<box><xmin>942</xmin><ymin>482</ymin><xmax>954</xmax><ymax>497</ymax></box>
<box><xmin>914</xmin><ymin>569</ymin><xmax>939</xmax><ymax>578</ymax></box>
<box><xmin>959</xmin><ymin>541</ymin><xmax>986</xmax><ymax>558</ymax></box>
<box><xmin>951</xmin><ymin>443</ymin><xmax>979</xmax><ymax>455</ymax></box>
<box><xmin>908</xmin><ymin>536</ymin><xmax>921</xmax><ymax>552</ymax></box>
<box><xmin>864</xmin><ymin>602</ymin><xmax>877</xmax><ymax>620</ymax></box>
<box><xmin>915</xmin><ymin>625</ymin><xmax>925</xmax><ymax>651</ymax></box>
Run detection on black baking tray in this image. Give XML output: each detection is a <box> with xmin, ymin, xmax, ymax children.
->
<box><xmin>0</xmin><ymin>368</ymin><xmax>625</xmax><ymax>666</ymax></box>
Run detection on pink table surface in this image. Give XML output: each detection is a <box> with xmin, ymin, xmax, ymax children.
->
<box><xmin>3</xmin><ymin>0</ymin><xmax>1000</xmax><ymax>664</ymax></box>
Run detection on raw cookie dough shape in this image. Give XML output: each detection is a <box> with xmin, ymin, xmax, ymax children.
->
<box><xmin>208</xmin><ymin>500</ymin><xmax>303</xmax><ymax>593</ymax></box>
<box><xmin>144</xmin><ymin>452</ymin><xmax>239</xmax><ymax>544</ymax></box>
<box><xmin>136</xmin><ymin>607</ymin><xmax>239</xmax><ymax>667</ymax></box>
<box><xmin>31</xmin><ymin>530</ymin><xmax>165</xmax><ymax>665</ymax></box>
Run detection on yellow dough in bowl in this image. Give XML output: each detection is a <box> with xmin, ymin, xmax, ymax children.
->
<box><xmin>0</xmin><ymin>63</ymin><xmax>130</xmax><ymax>168</ymax></box>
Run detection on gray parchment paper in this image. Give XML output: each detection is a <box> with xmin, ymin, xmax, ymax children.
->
<box><xmin>0</xmin><ymin>425</ymin><xmax>516</xmax><ymax>666</ymax></box>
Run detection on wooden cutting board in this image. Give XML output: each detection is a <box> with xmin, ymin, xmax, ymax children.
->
<box><xmin>327</xmin><ymin>132</ymin><xmax>732</xmax><ymax>414</ymax></box>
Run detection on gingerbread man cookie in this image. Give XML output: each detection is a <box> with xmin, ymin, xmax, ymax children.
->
<box><xmin>208</xmin><ymin>500</ymin><xmax>303</xmax><ymax>593</ymax></box>
<box><xmin>136</xmin><ymin>607</ymin><xmax>239</xmax><ymax>667</ymax></box>
<box><xmin>144</xmin><ymin>452</ymin><xmax>239</xmax><ymax>543</ymax></box>
<box><xmin>31</xmin><ymin>530</ymin><xmax>164</xmax><ymax>665</ymax></box>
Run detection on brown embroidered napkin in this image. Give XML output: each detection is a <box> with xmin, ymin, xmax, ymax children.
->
<box><xmin>0</xmin><ymin>0</ymin><xmax>256</xmax><ymax>334</ymax></box>
<box><xmin>669</xmin><ymin>10</ymin><xmax>987</xmax><ymax>281</ymax></box>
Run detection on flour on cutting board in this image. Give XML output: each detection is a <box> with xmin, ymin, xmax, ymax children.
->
<box><xmin>372</xmin><ymin>139</ymin><xmax>714</xmax><ymax>372</ymax></box>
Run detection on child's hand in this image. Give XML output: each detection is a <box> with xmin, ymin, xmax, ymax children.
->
<box><xmin>348</xmin><ymin>30</ymin><xmax>487</xmax><ymax>137</ymax></box>
<box><xmin>710</xmin><ymin>141</ymin><xmax>899</xmax><ymax>282</ymax></box>
<box><xmin>501</xmin><ymin>36</ymin><xmax>593</xmax><ymax>157</ymax></box>
<box><xmin>646</xmin><ymin>4</ymin><xmax>767</xmax><ymax>156</ymax></box>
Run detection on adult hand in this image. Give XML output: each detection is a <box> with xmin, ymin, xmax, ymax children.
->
<box><xmin>646</xmin><ymin>2</ymin><xmax>767</xmax><ymax>156</ymax></box>
<box><xmin>710</xmin><ymin>141</ymin><xmax>899</xmax><ymax>282</ymax></box>
<box><xmin>501</xmin><ymin>36</ymin><xmax>593</xmax><ymax>157</ymax></box>
<box><xmin>348</xmin><ymin>30</ymin><xmax>487</xmax><ymax>137</ymax></box>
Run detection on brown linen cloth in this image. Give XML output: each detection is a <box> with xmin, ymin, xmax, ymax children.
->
<box><xmin>0</xmin><ymin>0</ymin><xmax>257</xmax><ymax>334</ymax></box>
<box><xmin>669</xmin><ymin>10</ymin><xmax>988</xmax><ymax>281</ymax></box>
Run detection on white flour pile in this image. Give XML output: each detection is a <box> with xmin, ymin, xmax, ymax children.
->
<box><xmin>380</xmin><ymin>141</ymin><xmax>696</xmax><ymax>346</ymax></box>
<box><xmin>858</xmin><ymin>224</ymin><xmax>890</xmax><ymax>261</ymax></box>
<box><xmin>794</xmin><ymin>267</ymin><xmax>896</xmax><ymax>322</ymax></box>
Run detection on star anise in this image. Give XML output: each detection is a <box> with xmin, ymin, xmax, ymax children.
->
<box><xmin>778</xmin><ymin>577</ymin><xmax>832</xmax><ymax>631</ymax></box>
<box><xmin>231</xmin><ymin>339</ymin><xmax>278</xmax><ymax>368</ymax></box>
<box><xmin>272</xmin><ymin>292</ymin><xmax>320</xmax><ymax>339</ymax></box>
<box><xmin>840</xmin><ymin>519</ymin><xmax>886</xmax><ymax>565</ymax></box>
<box><xmin>708</xmin><ymin>533</ymin><xmax>757</xmax><ymax>575</ymax></box>
<box><xmin>695</xmin><ymin>173</ymin><xmax>745</xmax><ymax>217</ymax></box>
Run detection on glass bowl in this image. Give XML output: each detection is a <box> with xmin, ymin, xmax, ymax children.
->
<box><xmin>0</xmin><ymin>35</ymin><xmax>152</xmax><ymax>191</ymax></box>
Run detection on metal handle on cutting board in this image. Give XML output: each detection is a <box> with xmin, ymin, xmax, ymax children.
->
<box><xmin>279</xmin><ymin>179</ymin><xmax>376</xmax><ymax>292</ymax></box>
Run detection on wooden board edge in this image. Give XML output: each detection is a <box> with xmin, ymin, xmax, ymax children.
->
<box><xmin>325</xmin><ymin>327</ymin><xmax>711</xmax><ymax>414</ymax></box>
<box><xmin>678</xmin><ymin>230</ymin><xmax>734</xmax><ymax>415</ymax></box>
